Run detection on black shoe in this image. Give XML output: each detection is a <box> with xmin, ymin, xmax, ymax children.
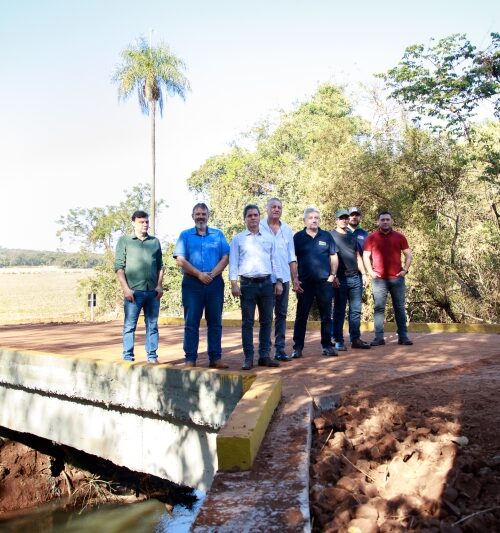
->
<box><xmin>274</xmin><ymin>352</ymin><xmax>292</xmax><ymax>362</ymax></box>
<box><xmin>291</xmin><ymin>348</ymin><xmax>303</xmax><ymax>359</ymax></box>
<box><xmin>351</xmin><ymin>338</ymin><xmax>371</xmax><ymax>349</ymax></box>
<box><xmin>398</xmin><ymin>337</ymin><xmax>413</xmax><ymax>345</ymax></box>
<box><xmin>258</xmin><ymin>358</ymin><xmax>280</xmax><ymax>367</ymax></box>
<box><xmin>370</xmin><ymin>338</ymin><xmax>386</xmax><ymax>346</ymax></box>
<box><xmin>335</xmin><ymin>342</ymin><xmax>348</xmax><ymax>351</ymax></box>
<box><xmin>321</xmin><ymin>346</ymin><xmax>338</xmax><ymax>357</ymax></box>
<box><xmin>241</xmin><ymin>361</ymin><xmax>253</xmax><ymax>370</ymax></box>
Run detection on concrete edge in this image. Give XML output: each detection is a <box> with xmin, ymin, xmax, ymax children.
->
<box><xmin>158</xmin><ymin>317</ymin><xmax>500</xmax><ymax>334</ymax></box>
<box><xmin>216</xmin><ymin>374</ymin><xmax>283</xmax><ymax>471</ymax></box>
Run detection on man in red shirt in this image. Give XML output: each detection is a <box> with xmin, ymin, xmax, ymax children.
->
<box><xmin>363</xmin><ymin>211</ymin><xmax>413</xmax><ymax>346</ymax></box>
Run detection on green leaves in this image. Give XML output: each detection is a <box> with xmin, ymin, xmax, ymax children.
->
<box><xmin>380</xmin><ymin>33</ymin><xmax>500</xmax><ymax>140</ymax></box>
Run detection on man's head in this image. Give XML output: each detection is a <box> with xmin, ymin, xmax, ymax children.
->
<box><xmin>266</xmin><ymin>197</ymin><xmax>283</xmax><ymax>221</ymax></box>
<box><xmin>192</xmin><ymin>203</ymin><xmax>209</xmax><ymax>232</ymax></box>
<box><xmin>303</xmin><ymin>207</ymin><xmax>320</xmax><ymax>231</ymax></box>
<box><xmin>377</xmin><ymin>211</ymin><xmax>393</xmax><ymax>233</ymax></box>
<box><xmin>243</xmin><ymin>204</ymin><xmax>261</xmax><ymax>232</ymax></box>
<box><xmin>348</xmin><ymin>207</ymin><xmax>362</xmax><ymax>228</ymax></box>
<box><xmin>132</xmin><ymin>210</ymin><xmax>149</xmax><ymax>237</ymax></box>
<box><xmin>335</xmin><ymin>208</ymin><xmax>349</xmax><ymax>230</ymax></box>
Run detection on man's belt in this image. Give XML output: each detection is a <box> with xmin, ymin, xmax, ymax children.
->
<box><xmin>240</xmin><ymin>275</ymin><xmax>271</xmax><ymax>283</ymax></box>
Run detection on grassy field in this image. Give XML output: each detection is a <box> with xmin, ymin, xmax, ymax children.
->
<box><xmin>0</xmin><ymin>267</ymin><xmax>92</xmax><ymax>324</ymax></box>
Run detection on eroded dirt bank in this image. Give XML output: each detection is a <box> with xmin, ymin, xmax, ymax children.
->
<box><xmin>310</xmin><ymin>357</ymin><xmax>500</xmax><ymax>532</ymax></box>
<box><xmin>0</xmin><ymin>429</ymin><xmax>196</xmax><ymax>520</ymax></box>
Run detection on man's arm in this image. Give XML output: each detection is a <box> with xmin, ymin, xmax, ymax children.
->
<box><xmin>155</xmin><ymin>268</ymin><xmax>164</xmax><ymax>299</ymax></box>
<box><xmin>176</xmin><ymin>256</ymin><xmax>212</xmax><ymax>285</ymax></box>
<box><xmin>229</xmin><ymin>236</ymin><xmax>241</xmax><ymax>297</ymax></box>
<box><xmin>289</xmin><ymin>261</ymin><xmax>302</xmax><ymax>293</ymax></box>
<box><xmin>270</xmin><ymin>240</ymin><xmax>283</xmax><ymax>296</ymax></box>
<box><xmin>116</xmin><ymin>269</ymin><xmax>134</xmax><ymax>302</ymax></box>
<box><xmin>397</xmin><ymin>248</ymin><xmax>412</xmax><ymax>278</ymax></box>
<box><xmin>363</xmin><ymin>250</ymin><xmax>380</xmax><ymax>279</ymax></box>
<box><xmin>356</xmin><ymin>251</ymin><xmax>368</xmax><ymax>287</ymax></box>
<box><xmin>328</xmin><ymin>253</ymin><xmax>338</xmax><ymax>283</ymax></box>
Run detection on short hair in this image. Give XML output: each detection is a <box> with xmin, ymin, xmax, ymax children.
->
<box><xmin>303</xmin><ymin>206</ymin><xmax>320</xmax><ymax>219</ymax></box>
<box><xmin>243</xmin><ymin>204</ymin><xmax>260</xmax><ymax>219</ymax></box>
<box><xmin>192</xmin><ymin>202</ymin><xmax>209</xmax><ymax>216</ymax></box>
<box><xmin>377</xmin><ymin>210</ymin><xmax>392</xmax><ymax>219</ymax></box>
<box><xmin>266</xmin><ymin>197</ymin><xmax>282</xmax><ymax>208</ymax></box>
<box><xmin>131</xmin><ymin>210</ymin><xmax>149</xmax><ymax>221</ymax></box>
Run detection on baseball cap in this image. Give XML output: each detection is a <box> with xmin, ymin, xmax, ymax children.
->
<box><xmin>335</xmin><ymin>209</ymin><xmax>349</xmax><ymax>218</ymax></box>
<box><xmin>348</xmin><ymin>207</ymin><xmax>362</xmax><ymax>215</ymax></box>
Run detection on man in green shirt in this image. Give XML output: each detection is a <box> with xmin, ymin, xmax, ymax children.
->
<box><xmin>114</xmin><ymin>210</ymin><xmax>164</xmax><ymax>363</ymax></box>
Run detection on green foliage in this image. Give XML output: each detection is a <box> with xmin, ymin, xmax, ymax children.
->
<box><xmin>112</xmin><ymin>36</ymin><xmax>190</xmax><ymax>116</ymax></box>
<box><xmin>57</xmin><ymin>184</ymin><xmax>162</xmax><ymax>252</ymax></box>
<box><xmin>0</xmin><ymin>248</ymin><xmax>101</xmax><ymax>268</ymax></box>
<box><xmin>188</xmin><ymin>80</ymin><xmax>500</xmax><ymax>324</ymax></box>
<box><xmin>379</xmin><ymin>33</ymin><xmax>500</xmax><ymax>140</ymax></box>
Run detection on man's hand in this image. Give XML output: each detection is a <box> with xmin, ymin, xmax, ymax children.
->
<box><xmin>293</xmin><ymin>279</ymin><xmax>304</xmax><ymax>294</ymax></box>
<box><xmin>332</xmin><ymin>276</ymin><xmax>340</xmax><ymax>288</ymax></box>
<box><xmin>274</xmin><ymin>281</ymin><xmax>283</xmax><ymax>296</ymax></box>
<box><xmin>231</xmin><ymin>282</ymin><xmax>241</xmax><ymax>298</ymax></box>
<box><xmin>155</xmin><ymin>286</ymin><xmax>164</xmax><ymax>300</ymax></box>
<box><xmin>396</xmin><ymin>270</ymin><xmax>407</xmax><ymax>278</ymax></box>
<box><xmin>198</xmin><ymin>272</ymin><xmax>213</xmax><ymax>285</ymax></box>
<box><xmin>369</xmin><ymin>270</ymin><xmax>381</xmax><ymax>279</ymax></box>
<box><xmin>124</xmin><ymin>288</ymin><xmax>135</xmax><ymax>302</ymax></box>
<box><xmin>362</xmin><ymin>274</ymin><xmax>368</xmax><ymax>288</ymax></box>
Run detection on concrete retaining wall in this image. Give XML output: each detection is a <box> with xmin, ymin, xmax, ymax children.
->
<box><xmin>0</xmin><ymin>349</ymin><xmax>255</xmax><ymax>489</ymax></box>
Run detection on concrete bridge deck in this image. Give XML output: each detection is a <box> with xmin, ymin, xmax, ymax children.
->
<box><xmin>0</xmin><ymin>321</ymin><xmax>499</xmax><ymax>531</ymax></box>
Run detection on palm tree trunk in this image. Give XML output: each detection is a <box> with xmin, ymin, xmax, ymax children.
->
<box><xmin>150</xmin><ymin>101</ymin><xmax>156</xmax><ymax>235</ymax></box>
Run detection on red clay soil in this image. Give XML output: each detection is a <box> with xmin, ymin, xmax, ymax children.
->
<box><xmin>0</xmin><ymin>440</ymin><xmax>64</xmax><ymax>513</ymax></box>
<box><xmin>310</xmin><ymin>357</ymin><xmax>500</xmax><ymax>532</ymax></box>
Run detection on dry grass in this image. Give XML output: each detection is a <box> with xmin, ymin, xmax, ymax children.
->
<box><xmin>0</xmin><ymin>267</ymin><xmax>92</xmax><ymax>324</ymax></box>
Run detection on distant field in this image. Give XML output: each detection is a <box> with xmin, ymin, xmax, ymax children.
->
<box><xmin>0</xmin><ymin>267</ymin><xmax>92</xmax><ymax>324</ymax></box>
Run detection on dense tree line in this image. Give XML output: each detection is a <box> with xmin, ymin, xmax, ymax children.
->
<box><xmin>0</xmin><ymin>248</ymin><xmax>102</xmax><ymax>269</ymax></box>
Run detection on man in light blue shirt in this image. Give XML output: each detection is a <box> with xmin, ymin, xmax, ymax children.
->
<box><xmin>260</xmin><ymin>197</ymin><xmax>299</xmax><ymax>361</ymax></box>
<box><xmin>174</xmin><ymin>203</ymin><xmax>230</xmax><ymax>368</ymax></box>
<box><xmin>230</xmin><ymin>204</ymin><xmax>283</xmax><ymax>370</ymax></box>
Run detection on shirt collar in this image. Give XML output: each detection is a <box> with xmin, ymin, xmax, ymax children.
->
<box><xmin>188</xmin><ymin>226</ymin><xmax>212</xmax><ymax>236</ymax></box>
<box><xmin>131</xmin><ymin>233</ymin><xmax>151</xmax><ymax>240</ymax></box>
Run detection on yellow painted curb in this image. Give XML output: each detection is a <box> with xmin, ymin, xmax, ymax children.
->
<box><xmin>159</xmin><ymin>317</ymin><xmax>499</xmax><ymax>334</ymax></box>
<box><xmin>216</xmin><ymin>374</ymin><xmax>282</xmax><ymax>471</ymax></box>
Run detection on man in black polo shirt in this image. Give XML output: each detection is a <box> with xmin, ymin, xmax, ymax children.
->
<box><xmin>292</xmin><ymin>207</ymin><xmax>339</xmax><ymax>358</ymax></box>
<box><xmin>331</xmin><ymin>209</ymin><xmax>371</xmax><ymax>351</ymax></box>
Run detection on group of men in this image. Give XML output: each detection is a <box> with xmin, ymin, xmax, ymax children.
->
<box><xmin>114</xmin><ymin>200</ymin><xmax>413</xmax><ymax>368</ymax></box>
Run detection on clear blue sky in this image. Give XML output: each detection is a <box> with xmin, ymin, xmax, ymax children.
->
<box><xmin>0</xmin><ymin>0</ymin><xmax>497</xmax><ymax>251</ymax></box>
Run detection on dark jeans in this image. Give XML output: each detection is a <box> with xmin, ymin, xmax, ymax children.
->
<box><xmin>240</xmin><ymin>277</ymin><xmax>274</xmax><ymax>362</ymax></box>
<box><xmin>332</xmin><ymin>274</ymin><xmax>362</xmax><ymax>343</ymax></box>
<box><xmin>274</xmin><ymin>281</ymin><xmax>290</xmax><ymax>355</ymax></box>
<box><xmin>182</xmin><ymin>275</ymin><xmax>224</xmax><ymax>363</ymax></box>
<box><xmin>122</xmin><ymin>290</ymin><xmax>160</xmax><ymax>361</ymax></box>
<box><xmin>293</xmin><ymin>280</ymin><xmax>333</xmax><ymax>350</ymax></box>
<box><xmin>372</xmin><ymin>277</ymin><xmax>408</xmax><ymax>339</ymax></box>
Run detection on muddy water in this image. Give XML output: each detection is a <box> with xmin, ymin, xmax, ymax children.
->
<box><xmin>0</xmin><ymin>491</ymin><xmax>206</xmax><ymax>532</ymax></box>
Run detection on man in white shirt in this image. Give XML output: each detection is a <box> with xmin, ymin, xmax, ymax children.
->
<box><xmin>230</xmin><ymin>204</ymin><xmax>283</xmax><ymax>370</ymax></box>
<box><xmin>260</xmin><ymin>197</ymin><xmax>300</xmax><ymax>361</ymax></box>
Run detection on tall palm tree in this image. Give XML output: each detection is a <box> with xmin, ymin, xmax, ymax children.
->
<box><xmin>113</xmin><ymin>36</ymin><xmax>190</xmax><ymax>235</ymax></box>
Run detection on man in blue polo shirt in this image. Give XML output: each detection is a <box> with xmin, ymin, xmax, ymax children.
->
<box><xmin>292</xmin><ymin>207</ymin><xmax>339</xmax><ymax>358</ymax></box>
<box><xmin>174</xmin><ymin>203</ymin><xmax>230</xmax><ymax>368</ymax></box>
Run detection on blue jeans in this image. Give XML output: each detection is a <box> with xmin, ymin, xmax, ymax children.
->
<box><xmin>122</xmin><ymin>290</ymin><xmax>160</xmax><ymax>361</ymax></box>
<box><xmin>372</xmin><ymin>277</ymin><xmax>408</xmax><ymax>339</ymax></box>
<box><xmin>293</xmin><ymin>280</ymin><xmax>333</xmax><ymax>349</ymax></box>
<box><xmin>182</xmin><ymin>275</ymin><xmax>224</xmax><ymax>363</ymax></box>
<box><xmin>273</xmin><ymin>281</ymin><xmax>290</xmax><ymax>355</ymax></box>
<box><xmin>240</xmin><ymin>277</ymin><xmax>274</xmax><ymax>363</ymax></box>
<box><xmin>332</xmin><ymin>274</ymin><xmax>363</xmax><ymax>343</ymax></box>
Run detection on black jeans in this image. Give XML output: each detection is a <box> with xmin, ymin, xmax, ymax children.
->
<box><xmin>293</xmin><ymin>280</ymin><xmax>333</xmax><ymax>350</ymax></box>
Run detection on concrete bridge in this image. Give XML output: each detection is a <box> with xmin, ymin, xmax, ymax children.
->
<box><xmin>0</xmin><ymin>343</ymin><xmax>281</xmax><ymax>490</ymax></box>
